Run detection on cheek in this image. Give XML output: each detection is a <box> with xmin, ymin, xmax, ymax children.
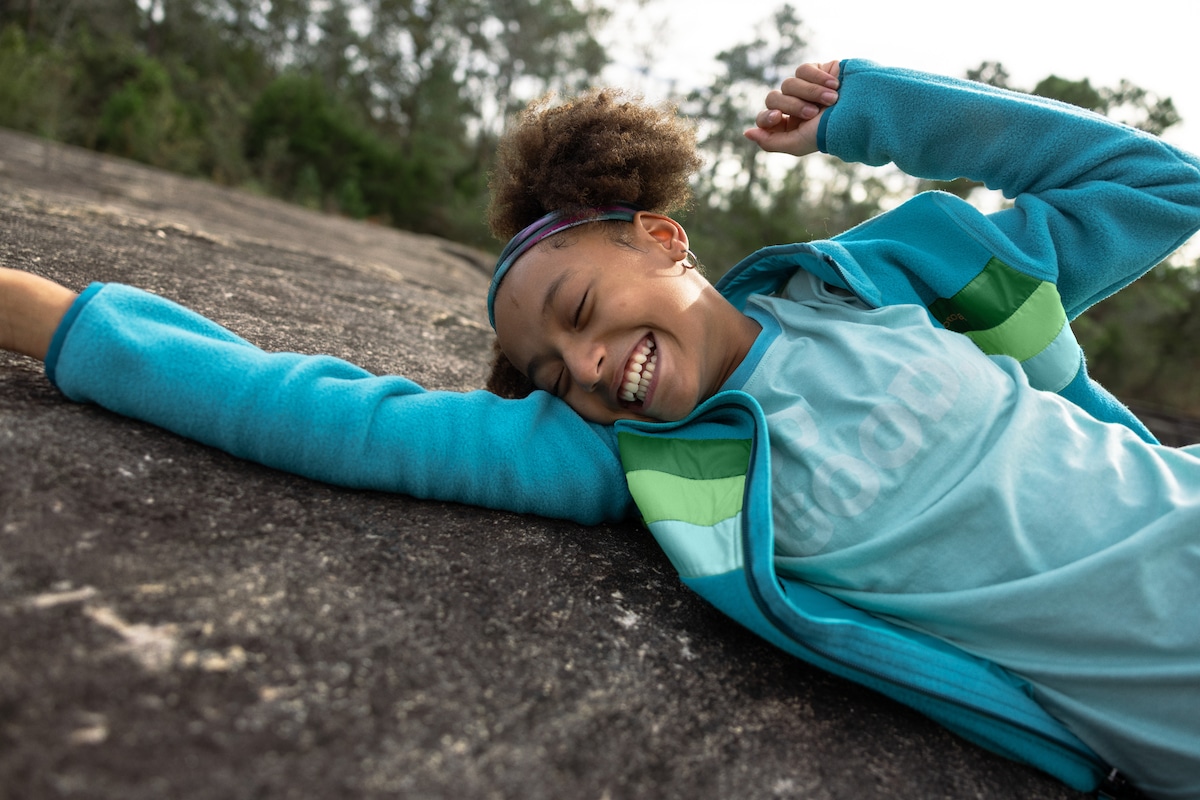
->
<box><xmin>606</xmin><ymin>294</ymin><xmax>636</xmax><ymax>320</ymax></box>
<box><xmin>650</xmin><ymin>282</ymin><xmax>703</xmax><ymax>324</ymax></box>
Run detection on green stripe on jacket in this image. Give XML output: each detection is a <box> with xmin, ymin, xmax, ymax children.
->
<box><xmin>928</xmin><ymin>256</ymin><xmax>1070</xmax><ymax>371</ymax></box>
<box><xmin>618</xmin><ymin>433</ymin><xmax>752</xmax><ymax>578</ymax></box>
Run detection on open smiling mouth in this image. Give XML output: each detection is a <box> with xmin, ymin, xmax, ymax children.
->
<box><xmin>619</xmin><ymin>334</ymin><xmax>657</xmax><ymax>405</ymax></box>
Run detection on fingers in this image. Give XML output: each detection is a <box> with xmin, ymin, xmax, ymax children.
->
<box><xmin>800</xmin><ymin>60</ymin><xmax>841</xmax><ymax>85</ymax></box>
<box><xmin>776</xmin><ymin>62</ymin><xmax>840</xmax><ymax>114</ymax></box>
<box><xmin>756</xmin><ymin>62</ymin><xmax>840</xmax><ymax>127</ymax></box>
<box><xmin>744</xmin><ymin>60</ymin><xmax>841</xmax><ymax>157</ymax></box>
<box><xmin>753</xmin><ymin>104</ymin><xmax>797</xmax><ymax>131</ymax></box>
<box><xmin>760</xmin><ymin>89</ymin><xmax>820</xmax><ymax>125</ymax></box>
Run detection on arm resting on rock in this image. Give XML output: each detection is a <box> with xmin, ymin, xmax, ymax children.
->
<box><xmin>36</xmin><ymin>281</ymin><xmax>633</xmax><ymax>525</ymax></box>
<box><xmin>0</xmin><ymin>267</ymin><xmax>79</xmax><ymax>360</ymax></box>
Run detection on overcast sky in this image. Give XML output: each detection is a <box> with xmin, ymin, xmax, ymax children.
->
<box><xmin>602</xmin><ymin>0</ymin><xmax>1199</xmax><ymax>156</ymax></box>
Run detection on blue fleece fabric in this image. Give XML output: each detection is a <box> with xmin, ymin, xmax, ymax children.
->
<box><xmin>50</xmin><ymin>283</ymin><xmax>632</xmax><ymax>524</ymax></box>
<box><xmin>819</xmin><ymin>61</ymin><xmax>1200</xmax><ymax>317</ymax></box>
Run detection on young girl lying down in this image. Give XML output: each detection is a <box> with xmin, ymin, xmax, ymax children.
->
<box><xmin>3</xmin><ymin>60</ymin><xmax>1199</xmax><ymax>799</ymax></box>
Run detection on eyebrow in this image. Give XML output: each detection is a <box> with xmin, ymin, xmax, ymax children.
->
<box><xmin>541</xmin><ymin>270</ymin><xmax>574</xmax><ymax>317</ymax></box>
<box><xmin>524</xmin><ymin>270</ymin><xmax>575</xmax><ymax>385</ymax></box>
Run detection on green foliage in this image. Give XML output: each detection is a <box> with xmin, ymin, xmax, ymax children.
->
<box><xmin>0</xmin><ymin>0</ymin><xmax>611</xmax><ymax>239</ymax></box>
<box><xmin>1074</xmin><ymin>260</ymin><xmax>1200</xmax><ymax>416</ymax></box>
<box><xmin>684</xmin><ymin>5</ymin><xmax>807</xmax><ymax>206</ymax></box>
<box><xmin>965</xmin><ymin>61</ymin><xmax>1012</xmax><ymax>89</ymax></box>
<box><xmin>1033</xmin><ymin>74</ymin><xmax>1104</xmax><ymax>111</ymax></box>
<box><xmin>248</xmin><ymin>74</ymin><xmax>387</xmax><ymax>216</ymax></box>
<box><xmin>680</xmin><ymin>4</ymin><xmax>813</xmax><ymax>275</ymax></box>
<box><xmin>245</xmin><ymin>70</ymin><xmax>480</xmax><ymax>229</ymax></box>
<box><xmin>95</xmin><ymin>55</ymin><xmax>204</xmax><ymax>172</ymax></box>
<box><xmin>1032</xmin><ymin>73</ymin><xmax>1181</xmax><ymax>135</ymax></box>
<box><xmin>0</xmin><ymin>25</ymin><xmax>73</xmax><ymax>138</ymax></box>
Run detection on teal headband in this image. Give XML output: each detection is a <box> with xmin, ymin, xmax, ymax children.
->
<box><xmin>487</xmin><ymin>203</ymin><xmax>641</xmax><ymax>329</ymax></box>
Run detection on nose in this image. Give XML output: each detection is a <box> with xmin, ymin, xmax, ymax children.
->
<box><xmin>563</xmin><ymin>337</ymin><xmax>606</xmax><ymax>393</ymax></box>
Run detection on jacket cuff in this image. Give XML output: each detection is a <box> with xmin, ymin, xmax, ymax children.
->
<box><xmin>44</xmin><ymin>281</ymin><xmax>105</xmax><ymax>388</ymax></box>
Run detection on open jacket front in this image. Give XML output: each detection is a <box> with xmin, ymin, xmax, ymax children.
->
<box><xmin>615</xmin><ymin>390</ymin><xmax>1110</xmax><ymax>790</ymax></box>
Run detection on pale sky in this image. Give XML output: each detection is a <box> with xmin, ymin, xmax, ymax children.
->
<box><xmin>603</xmin><ymin>0</ymin><xmax>1199</xmax><ymax>156</ymax></box>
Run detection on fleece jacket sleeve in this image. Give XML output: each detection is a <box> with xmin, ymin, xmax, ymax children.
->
<box><xmin>46</xmin><ymin>283</ymin><xmax>634</xmax><ymax>525</ymax></box>
<box><xmin>819</xmin><ymin>59</ymin><xmax>1200</xmax><ymax>318</ymax></box>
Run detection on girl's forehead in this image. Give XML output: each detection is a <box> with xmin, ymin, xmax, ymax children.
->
<box><xmin>498</xmin><ymin>246</ymin><xmax>559</xmax><ymax>311</ymax></box>
<box><xmin>493</xmin><ymin>251</ymin><xmax>564</xmax><ymax>342</ymax></box>
<box><xmin>500</xmin><ymin>230</ymin><xmax>602</xmax><ymax>307</ymax></box>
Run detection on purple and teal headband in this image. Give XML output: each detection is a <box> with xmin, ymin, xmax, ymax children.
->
<box><xmin>487</xmin><ymin>203</ymin><xmax>641</xmax><ymax>329</ymax></box>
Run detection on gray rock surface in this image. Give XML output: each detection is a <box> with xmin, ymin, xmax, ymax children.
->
<box><xmin>0</xmin><ymin>128</ymin><xmax>1094</xmax><ymax>799</ymax></box>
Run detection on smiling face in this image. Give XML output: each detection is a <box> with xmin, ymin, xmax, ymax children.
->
<box><xmin>492</xmin><ymin>213</ymin><xmax>760</xmax><ymax>424</ymax></box>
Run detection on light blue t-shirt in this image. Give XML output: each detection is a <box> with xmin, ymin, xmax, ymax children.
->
<box><xmin>728</xmin><ymin>271</ymin><xmax>1200</xmax><ymax>800</ymax></box>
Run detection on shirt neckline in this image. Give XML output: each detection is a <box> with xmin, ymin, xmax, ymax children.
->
<box><xmin>720</xmin><ymin>304</ymin><xmax>781</xmax><ymax>392</ymax></box>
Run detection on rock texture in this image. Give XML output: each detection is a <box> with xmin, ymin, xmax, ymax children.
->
<box><xmin>0</xmin><ymin>128</ymin><xmax>1095</xmax><ymax>799</ymax></box>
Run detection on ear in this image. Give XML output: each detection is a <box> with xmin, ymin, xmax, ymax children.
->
<box><xmin>634</xmin><ymin>212</ymin><xmax>689</xmax><ymax>261</ymax></box>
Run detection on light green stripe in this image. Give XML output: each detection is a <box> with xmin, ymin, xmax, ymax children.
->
<box><xmin>625</xmin><ymin>469</ymin><xmax>745</xmax><ymax>526</ymax></box>
<box><xmin>617</xmin><ymin>433</ymin><xmax>750</xmax><ymax>481</ymax></box>
<box><xmin>963</xmin><ymin>281</ymin><xmax>1067</xmax><ymax>362</ymax></box>
<box><xmin>645</xmin><ymin>516</ymin><xmax>743</xmax><ymax>578</ymax></box>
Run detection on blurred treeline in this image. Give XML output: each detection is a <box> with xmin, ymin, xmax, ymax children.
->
<box><xmin>0</xmin><ymin>0</ymin><xmax>610</xmax><ymax>245</ymax></box>
<box><xmin>0</xmin><ymin>1</ymin><xmax>1197</xmax><ymax>414</ymax></box>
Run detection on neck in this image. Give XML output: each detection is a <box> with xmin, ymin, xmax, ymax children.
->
<box><xmin>714</xmin><ymin>302</ymin><xmax>763</xmax><ymax>392</ymax></box>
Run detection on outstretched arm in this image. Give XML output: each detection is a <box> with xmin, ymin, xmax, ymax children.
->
<box><xmin>7</xmin><ymin>276</ymin><xmax>633</xmax><ymax>524</ymax></box>
<box><xmin>0</xmin><ymin>267</ymin><xmax>78</xmax><ymax>360</ymax></box>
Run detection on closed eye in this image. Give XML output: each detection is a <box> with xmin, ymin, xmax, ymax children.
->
<box><xmin>573</xmin><ymin>290</ymin><xmax>588</xmax><ymax>328</ymax></box>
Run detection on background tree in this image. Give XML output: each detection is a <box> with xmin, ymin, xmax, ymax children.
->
<box><xmin>1072</xmin><ymin>258</ymin><xmax>1200</xmax><ymax>416</ymax></box>
<box><xmin>676</xmin><ymin>4</ymin><xmax>811</xmax><ymax>273</ymax></box>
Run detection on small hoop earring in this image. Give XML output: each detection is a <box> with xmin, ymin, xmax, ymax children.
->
<box><xmin>682</xmin><ymin>249</ymin><xmax>699</xmax><ymax>270</ymax></box>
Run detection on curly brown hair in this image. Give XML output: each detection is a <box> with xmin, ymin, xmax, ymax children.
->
<box><xmin>485</xmin><ymin>89</ymin><xmax>703</xmax><ymax>397</ymax></box>
<box><xmin>488</xmin><ymin>88</ymin><xmax>702</xmax><ymax>237</ymax></box>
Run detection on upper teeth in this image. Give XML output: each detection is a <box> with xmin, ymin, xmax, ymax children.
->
<box><xmin>620</xmin><ymin>339</ymin><xmax>657</xmax><ymax>403</ymax></box>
